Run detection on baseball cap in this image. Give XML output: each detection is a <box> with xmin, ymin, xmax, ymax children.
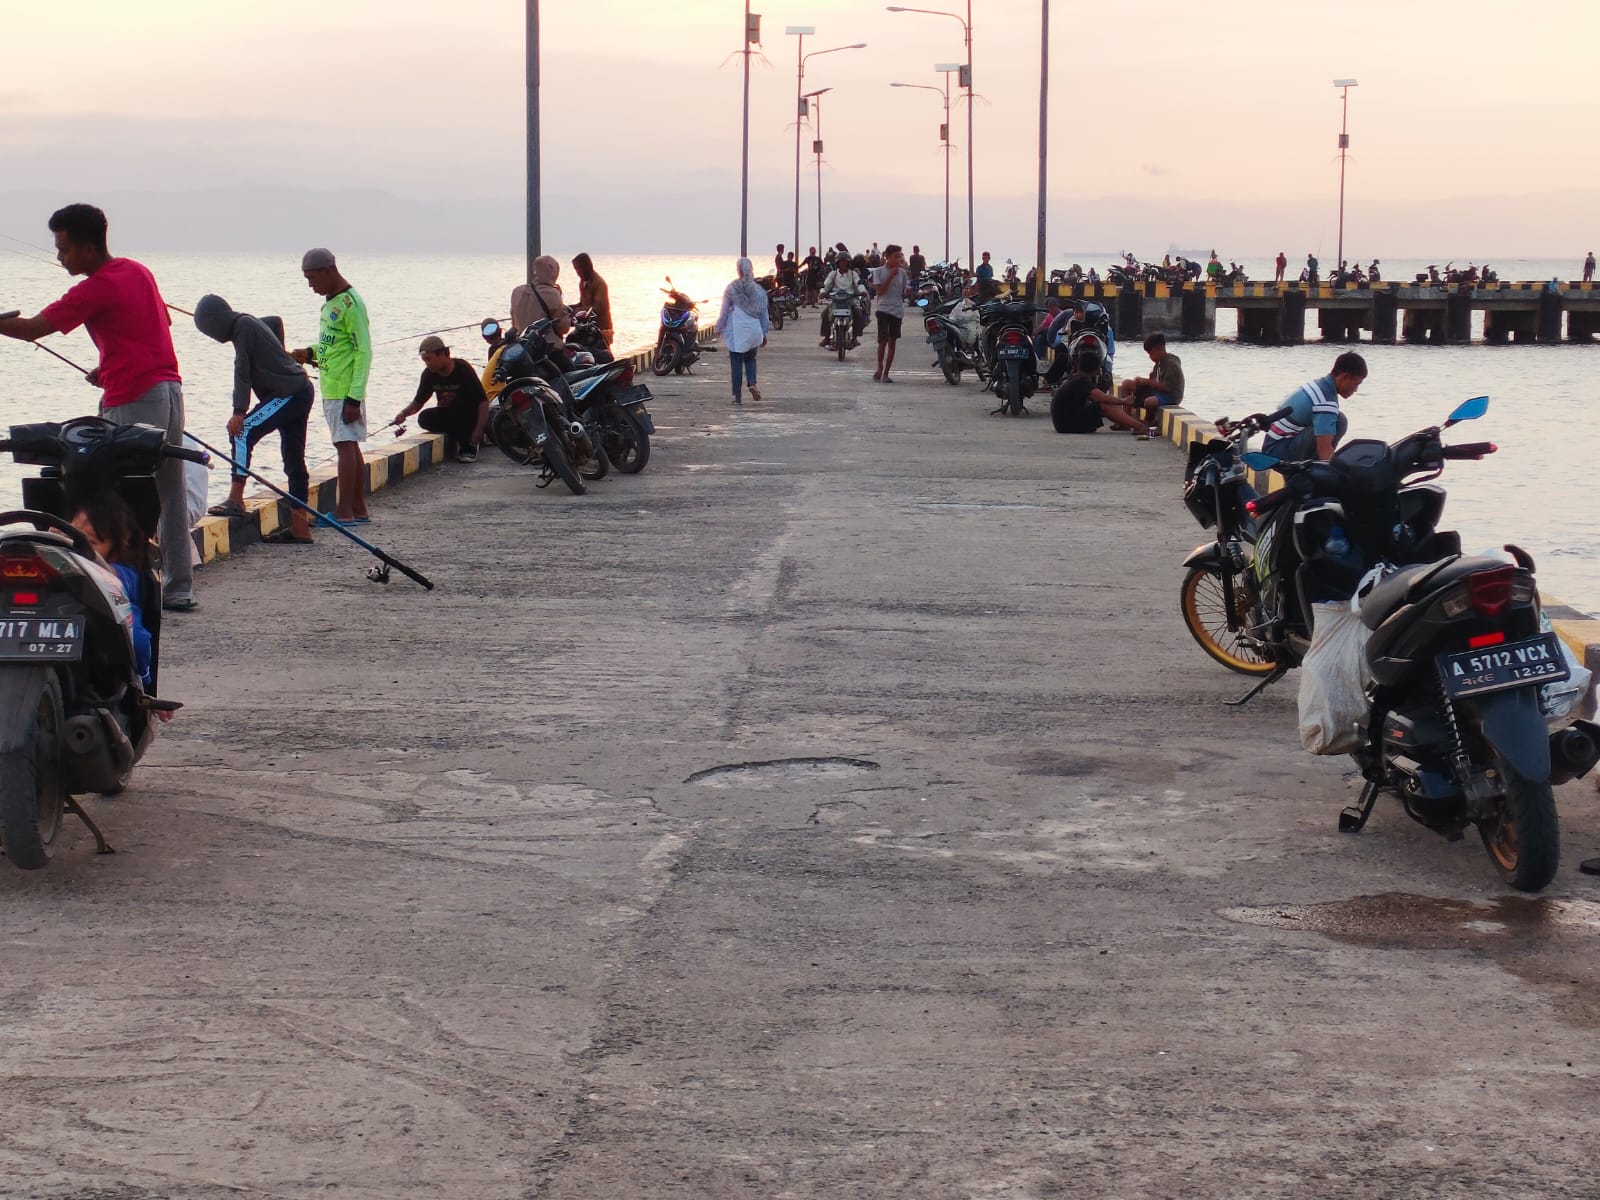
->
<box><xmin>418</xmin><ymin>335</ymin><xmax>447</xmax><ymax>355</ymax></box>
<box><xmin>301</xmin><ymin>247</ymin><xmax>336</xmax><ymax>271</ymax></box>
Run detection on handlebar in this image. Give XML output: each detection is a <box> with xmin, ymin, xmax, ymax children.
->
<box><xmin>1441</xmin><ymin>442</ymin><xmax>1496</xmax><ymax>460</ymax></box>
<box><xmin>1217</xmin><ymin>405</ymin><xmax>1293</xmax><ymax>436</ymax></box>
<box><xmin>165</xmin><ymin>445</ymin><xmax>211</xmax><ymax>465</ymax></box>
<box><xmin>0</xmin><ymin>310</ymin><xmax>19</xmax><ymax>322</ymax></box>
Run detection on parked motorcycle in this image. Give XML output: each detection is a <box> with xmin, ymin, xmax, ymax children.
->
<box><xmin>566</xmin><ymin>308</ymin><xmax>614</xmax><ymax>364</ymax></box>
<box><xmin>1179</xmin><ymin>401</ymin><xmax>1481</xmax><ymax>690</ymax></box>
<box><xmin>0</xmin><ymin>416</ymin><xmax>204</xmax><ymax>867</ymax></box>
<box><xmin>653</xmin><ymin>278</ymin><xmax>702</xmax><ymax>376</ymax></box>
<box><xmin>560</xmin><ymin>357</ymin><xmax>654</xmax><ymax>475</ymax></box>
<box><xmin>1242</xmin><ymin>396</ymin><xmax>1600</xmax><ymax>890</ymax></box>
<box><xmin>979</xmin><ymin>299</ymin><xmax>1039</xmax><ymax>416</ymax></box>
<box><xmin>918</xmin><ymin>296</ymin><xmax>986</xmax><ymax>385</ymax></box>
<box><xmin>490</xmin><ymin>325</ymin><xmax>612</xmax><ymax>494</ymax></box>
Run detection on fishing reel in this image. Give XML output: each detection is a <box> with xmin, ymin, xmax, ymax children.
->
<box><xmin>367</xmin><ymin>563</ymin><xmax>392</xmax><ymax>584</ymax></box>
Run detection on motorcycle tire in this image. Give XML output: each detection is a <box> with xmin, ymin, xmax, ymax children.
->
<box><xmin>1006</xmin><ymin>370</ymin><xmax>1024</xmax><ymax>416</ymax></box>
<box><xmin>0</xmin><ymin>669</ymin><xmax>67</xmax><ymax>870</ymax></box>
<box><xmin>1179</xmin><ymin>565</ymin><xmax>1276</xmax><ymax>676</ymax></box>
<box><xmin>837</xmin><ymin>331</ymin><xmax>847</xmax><ymax>362</ymax></box>
<box><xmin>940</xmin><ymin>352</ymin><xmax>961</xmax><ymax>386</ymax></box>
<box><xmin>652</xmin><ymin>339</ymin><xmax>680</xmax><ymax>377</ymax></box>
<box><xmin>542</xmin><ymin>430</ymin><xmax>586</xmax><ymax>496</ymax></box>
<box><xmin>607</xmin><ymin>410</ymin><xmax>651</xmax><ymax>474</ymax></box>
<box><xmin>1477</xmin><ymin>756</ymin><xmax>1560</xmax><ymax>892</ymax></box>
<box><xmin>489</xmin><ymin>408</ymin><xmax>538</xmax><ymax>466</ymax></box>
<box><xmin>771</xmin><ymin>306</ymin><xmax>784</xmax><ymax>332</ymax></box>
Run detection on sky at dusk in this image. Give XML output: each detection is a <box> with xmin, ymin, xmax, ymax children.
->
<box><xmin>4</xmin><ymin>0</ymin><xmax>1599</xmax><ymax>256</ymax></box>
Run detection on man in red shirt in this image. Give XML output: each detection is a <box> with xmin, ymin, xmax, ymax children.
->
<box><xmin>0</xmin><ymin>204</ymin><xmax>196</xmax><ymax>610</ymax></box>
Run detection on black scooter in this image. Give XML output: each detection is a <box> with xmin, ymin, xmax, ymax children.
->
<box><xmin>1245</xmin><ymin>397</ymin><xmax>1600</xmax><ymax>890</ymax></box>
<box><xmin>0</xmin><ymin>417</ymin><xmax>205</xmax><ymax>867</ymax></box>
<box><xmin>979</xmin><ymin>299</ymin><xmax>1038</xmax><ymax>416</ymax></box>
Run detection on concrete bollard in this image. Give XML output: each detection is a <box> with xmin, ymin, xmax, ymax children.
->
<box><xmin>1446</xmin><ymin>286</ymin><xmax>1474</xmax><ymax>343</ymax></box>
<box><xmin>1116</xmin><ymin>287</ymin><xmax>1143</xmax><ymax>341</ymax></box>
<box><xmin>1180</xmin><ymin>287</ymin><xmax>1209</xmax><ymax>340</ymax></box>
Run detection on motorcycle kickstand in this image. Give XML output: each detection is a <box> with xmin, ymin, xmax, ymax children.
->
<box><xmin>1339</xmin><ymin>780</ymin><xmax>1382</xmax><ymax>834</ymax></box>
<box><xmin>64</xmin><ymin>797</ymin><xmax>115</xmax><ymax>855</ymax></box>
<box><xmin>1224</xmin><ymin>664</ymin><xmax>1287</xmax><ymax>707</ymax></box>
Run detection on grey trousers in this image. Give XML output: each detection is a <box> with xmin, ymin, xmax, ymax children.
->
<box><xmin>100</xmin><ymin>380</ymin><xmax>194</xmax><ymax>602</ymax></box>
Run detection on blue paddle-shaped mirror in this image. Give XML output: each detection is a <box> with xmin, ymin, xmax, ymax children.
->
<box><xmin>1443</xmin><ymin>395</ymin><xmax>1489</xmax><ymax>427</ymax></box>
<box><xmin>1242</xmin><ymin>452</ymin><xmax>1280</xmax><ymax>471</ymax></box>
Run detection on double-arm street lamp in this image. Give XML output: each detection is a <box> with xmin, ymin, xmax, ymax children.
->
<box><xmin>889</xmin><ymin>75</ymin><xmax>955</xmax><ymax>262</ymax></box>
<box><xmin>788</xmin><ymin>29</ymin><xmax>866</xmax><ymax>260</ymax></box>
<box><xmin>887</xmin><ymin>3</ymin><xmax>973</xmax><ymax>271</ymax></box>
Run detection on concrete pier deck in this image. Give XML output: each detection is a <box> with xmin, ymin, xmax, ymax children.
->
<box><xmin>4</xmin><ymin>320</ymin><xmax>1600</xmax><ymax>1197</ymax></box>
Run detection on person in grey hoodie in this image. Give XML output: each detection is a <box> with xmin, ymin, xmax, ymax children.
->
<box><xmin>193</xmin><ymin>293</ymin><xmax>317</xmax><ymax>543</ymax></box>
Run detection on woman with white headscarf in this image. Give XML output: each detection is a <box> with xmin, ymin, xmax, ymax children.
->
<box><xmin>715</xmin><ymin>257</ymin><xmax>771</xmax><ymax>405</ymax></box>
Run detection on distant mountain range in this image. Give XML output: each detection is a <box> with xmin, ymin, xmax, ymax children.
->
<box><xmin>2</xmin><ymin>185</ymin><xmax>1594</xmax><ymax>260</ymax></box>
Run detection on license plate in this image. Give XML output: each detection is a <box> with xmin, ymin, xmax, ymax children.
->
<box><xmin>1000</xmin><ymin>347</ymin><xmax>1030</xmax><ymax>358</ymax></box>
<box><xmin>833</xmin><ymin>307</ymin><xmax>853</xmax><ymax>317</ymax></box>
<box><xmin>0</xmin><ymin>615</ymin><xmax>82</xmax><ymax>662</ymax></box>
<box><xmin>927</xmin><ymin>332</ymin><xmax>948</xmax><ymax>345</ymax></box>
<box><xmin>1437</xmin><ymin>632</ymin><xmax>1569</xmax><ymax>699</ymax></box>
<box><xmin>619</xmin><ymin>384</ymin><xmax>653</xmax><ymax>405</ymax></box>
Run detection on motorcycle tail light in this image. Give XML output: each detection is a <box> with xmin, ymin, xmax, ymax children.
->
<box><xmin>1003</xmin><ymin>330</ymin><xmax>1024</xmax><ymax>346</ymax></box>
<box><xmin>617</xmin><ymin>364</ymin><xmax>635</xmax><ymax>387</ymax></box>
<box><xmin>0</xmin><ymin>546</ymin><xmax>57</xmax><ymax>583</ymax></box>
<box><xmin>925</xmin><ymin>320</ymin><xmax>940</xmax><ymax>334</ymax></box>
<box><xmin>1465</xmin><ymin>566</ymin><xmax>1515</xmax><ymax>618</ymax></box>
<box><xmin>1468</xmin><ymin>632</ymin><xmax>1507</xmax><ymax>649</ymax></box>
<box><xmin>11</xmin><ymin>591</ymin><xmax>40</xmax><ymax>606</ymax></box>
<box><xmin>1439</xmin><ymin>584</ymin><xmax>1473</xmax><ymax>618</ymax></box>
<box><xmin>1510</xmin><ymin>575</ymin><xmax>1535</xmax><ymax>604</ymax></box>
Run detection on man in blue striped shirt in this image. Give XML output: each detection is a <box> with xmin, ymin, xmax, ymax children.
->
<box><xmin>1262</xmin><ymin>351</ymin><xmax>1368</xmax><ymax>462</ymax></box>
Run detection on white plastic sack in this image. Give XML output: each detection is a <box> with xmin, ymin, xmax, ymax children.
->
<box><xmin>1539</xmin><ymin>612</ymin><xmax>1595</xmax><ymax>728</ymax></box>
<box><xmin>1298</xmin><ymin>601</ymin><xmax>1372</xmax><ymax>755</ymax></box>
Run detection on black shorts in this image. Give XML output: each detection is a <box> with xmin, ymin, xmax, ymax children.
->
<box><xmin>876</xmin><ymin>312</ymin><xmax>903</xmax><ymax>341</ymax></box>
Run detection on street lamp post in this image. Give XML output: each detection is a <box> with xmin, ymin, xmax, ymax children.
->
<box><xmin>810</xmin><ymin>88</ymin><xmax>832</xmax><ymax>252</ymax></box>
<box><xmin>525</xmin><ymin>0</ymin><xmax>540</xmax><ymax>280</ymax></box>
<box><xmin>1334</xmin><ymin>78</ymin><xmax>1358</xmax><ymax>278</ymax></box>
<box><xmin>889</xmin><ymin>77</ymin><xmax>953</xmax><ymax>262</ymax></box>
<box><xmin>740</xmin><ymin>4</ymin><xmax>761</xmax><ymax>257</ymax></box>
<box><xmin>887</xmin><ymin>3</ymin><xmax>973</xmax><ymax>271</ymax></box>
<box><xmin>789</xmin><ymin>35</ymin><xmax>867</xmax><ymax>261</ymax></box>
<box><xmin>1035</xmin><ymin>0</ymin><xmax>1048</xmax><ymax>302</ymax></box>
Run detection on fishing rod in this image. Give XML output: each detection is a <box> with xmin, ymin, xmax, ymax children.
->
<box><xmin>373</xmin><ymin>321</ymin><xmax>489</xmax><ymax>349</ymax></box>
<box><xmin>0</xmin><ymin>331</ymin><xmax>433</xmax><ymax>591</ymax></box>
<box><xmin>3</xmin><ymin>235</ymin><xmax>192</xmax><ymax>316</ymax></box>
<box><xmin>183</xmin><ymin>433</ymin><xmax>434</xmax><ymax>591</ymax></box>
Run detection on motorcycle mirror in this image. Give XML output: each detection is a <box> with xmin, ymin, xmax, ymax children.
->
<box><xmin>1443</xmin><ymin>395</ymin><xmax>1490</xmax><ymax>426</ymax></box>
<box><xmin>916</xmin><ymin>298</ymin><xmax>929</xmax><ymax>307</ymax></box>
<box><xmin>1241</xmin><ymin>452</ymin><xmax>1280</xmax><ymax>471</ymax></box>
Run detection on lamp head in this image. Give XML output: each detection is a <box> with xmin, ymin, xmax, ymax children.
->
<box><xmin>1333</xmin><ymin>77</ymin><xmax>1359</xmax><ymax>87</ymax></box>
<box><xmin>786</xmin><ymin>24</ymin><xmax>817</xmax><ymax>35</ymax></box>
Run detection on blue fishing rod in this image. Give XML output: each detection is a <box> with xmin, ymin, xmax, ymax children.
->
<box><xmin>0</xmin><ymin>325</ymin><xmax>433</xmax><ymax>590</ymax></box>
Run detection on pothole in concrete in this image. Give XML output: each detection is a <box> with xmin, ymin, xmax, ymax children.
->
<box><xmin>686</xmin><ymin>756</ymin><xmax>880</xmax><ymax>788</ymax></box>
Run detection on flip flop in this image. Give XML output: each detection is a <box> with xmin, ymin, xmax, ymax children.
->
<box><xmin>162</xmin><ymin>597</ymin><xmax>200</xmax><ymax>613</ymax></box>
<box><xmin>207</xmin><ymin>500</ymin><xmax>247</xmax><ymax>518</ymax></box>
<box><xmin>262</xmin><ymin>529</ymin><xmax>315</xmax><ymax>545</ymax></box>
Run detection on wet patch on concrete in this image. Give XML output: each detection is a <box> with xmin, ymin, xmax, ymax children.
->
<box><xmin>1221</xmin><ymin>891</ymin><xmax>1600</xmax><ymax>1026</ymax></box>
<box><xmin>685</xmin><ymin>756</ymin><xmax>881</xmax><ymax>787</ymax></box>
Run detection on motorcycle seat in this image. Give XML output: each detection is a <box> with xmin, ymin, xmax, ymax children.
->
<box><xmin>1359</xmin><ymin>554</ymin><xmax>1508</xmax><ymax>631</ymax></box>
<box><xmin>563</xmin><ymin>361</ymin><xmax>620</xmax><ymax>383</ymax></box>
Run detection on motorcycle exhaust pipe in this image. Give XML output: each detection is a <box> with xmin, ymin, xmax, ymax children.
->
<box><xmin>62</xmin><ymin>709</ymin><xmax>135</xmax><ymax>793</ymax></box>
<box><xmin>1549</xmin><ymin>720</ymin><xmax>1600</xmax><ymax>785</ymax></box>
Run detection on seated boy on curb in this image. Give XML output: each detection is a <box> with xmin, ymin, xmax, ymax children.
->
<box><xmin>1117</xmin><ymin>332</ymin><xmax>1185</xmax><ymax>431</ymax></box>
<box><xmin>1050</xmin><ymin>351</ymin><xmax>1152</xmax><ymax>437</ymax></box>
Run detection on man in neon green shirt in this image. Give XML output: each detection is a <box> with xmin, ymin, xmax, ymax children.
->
<box><xmin>292</xmin><ymin>247</ymin><xmax>371</xmax><ymax>523</ymax></box>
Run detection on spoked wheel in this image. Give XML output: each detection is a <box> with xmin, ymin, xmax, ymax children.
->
<box><xmin>771</xmin><ymin>305</ymin><xmax>784</xmax><ymax>331</ymax></box>
<box><xmin>836</xmin><ymin>327</ymin><xmax>848</xmax><ymax>362</ymax></box>
<box><xmin>540</xmin><ymin>430</ymin><xmax>586</xmax><ymax>496</ymax></box>
<box><xmin>940</xmin><ymin>354</ymin><xmax>961</xmax><ymax>386</ymax></box>
<box><xmin>652</xmin><ymin>339</ymin><xmax>680</xmax><ymax>376</ymax></box>
<box><xmin>1180</xmin><ymin>565</ymin><xmax>1276</xmax><ymax>675</ymax></box>
<box><xmin>1477</xmin><ymin>757</ymin><xmax>1560</xmax><ymax>892</ymax></box>
<box><xmin>0</xmin><ymin>670</ymin><xmax>67</xmax><ymax>870</ymax></box>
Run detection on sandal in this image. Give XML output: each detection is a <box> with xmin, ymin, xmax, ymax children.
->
<box><xmin>162</xmin><ymin>596</ymin><xmax>200</xmax><ymax>613</ymax></box>
<box><xmin>262</xmin><ymin>529</ymin><xmax>315</xmax><ymax>545</ymax></box>
<box><xmin>207</xmin><ymin>499</ymin><xmax>247</xmax><ymax>519</ymax></box>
